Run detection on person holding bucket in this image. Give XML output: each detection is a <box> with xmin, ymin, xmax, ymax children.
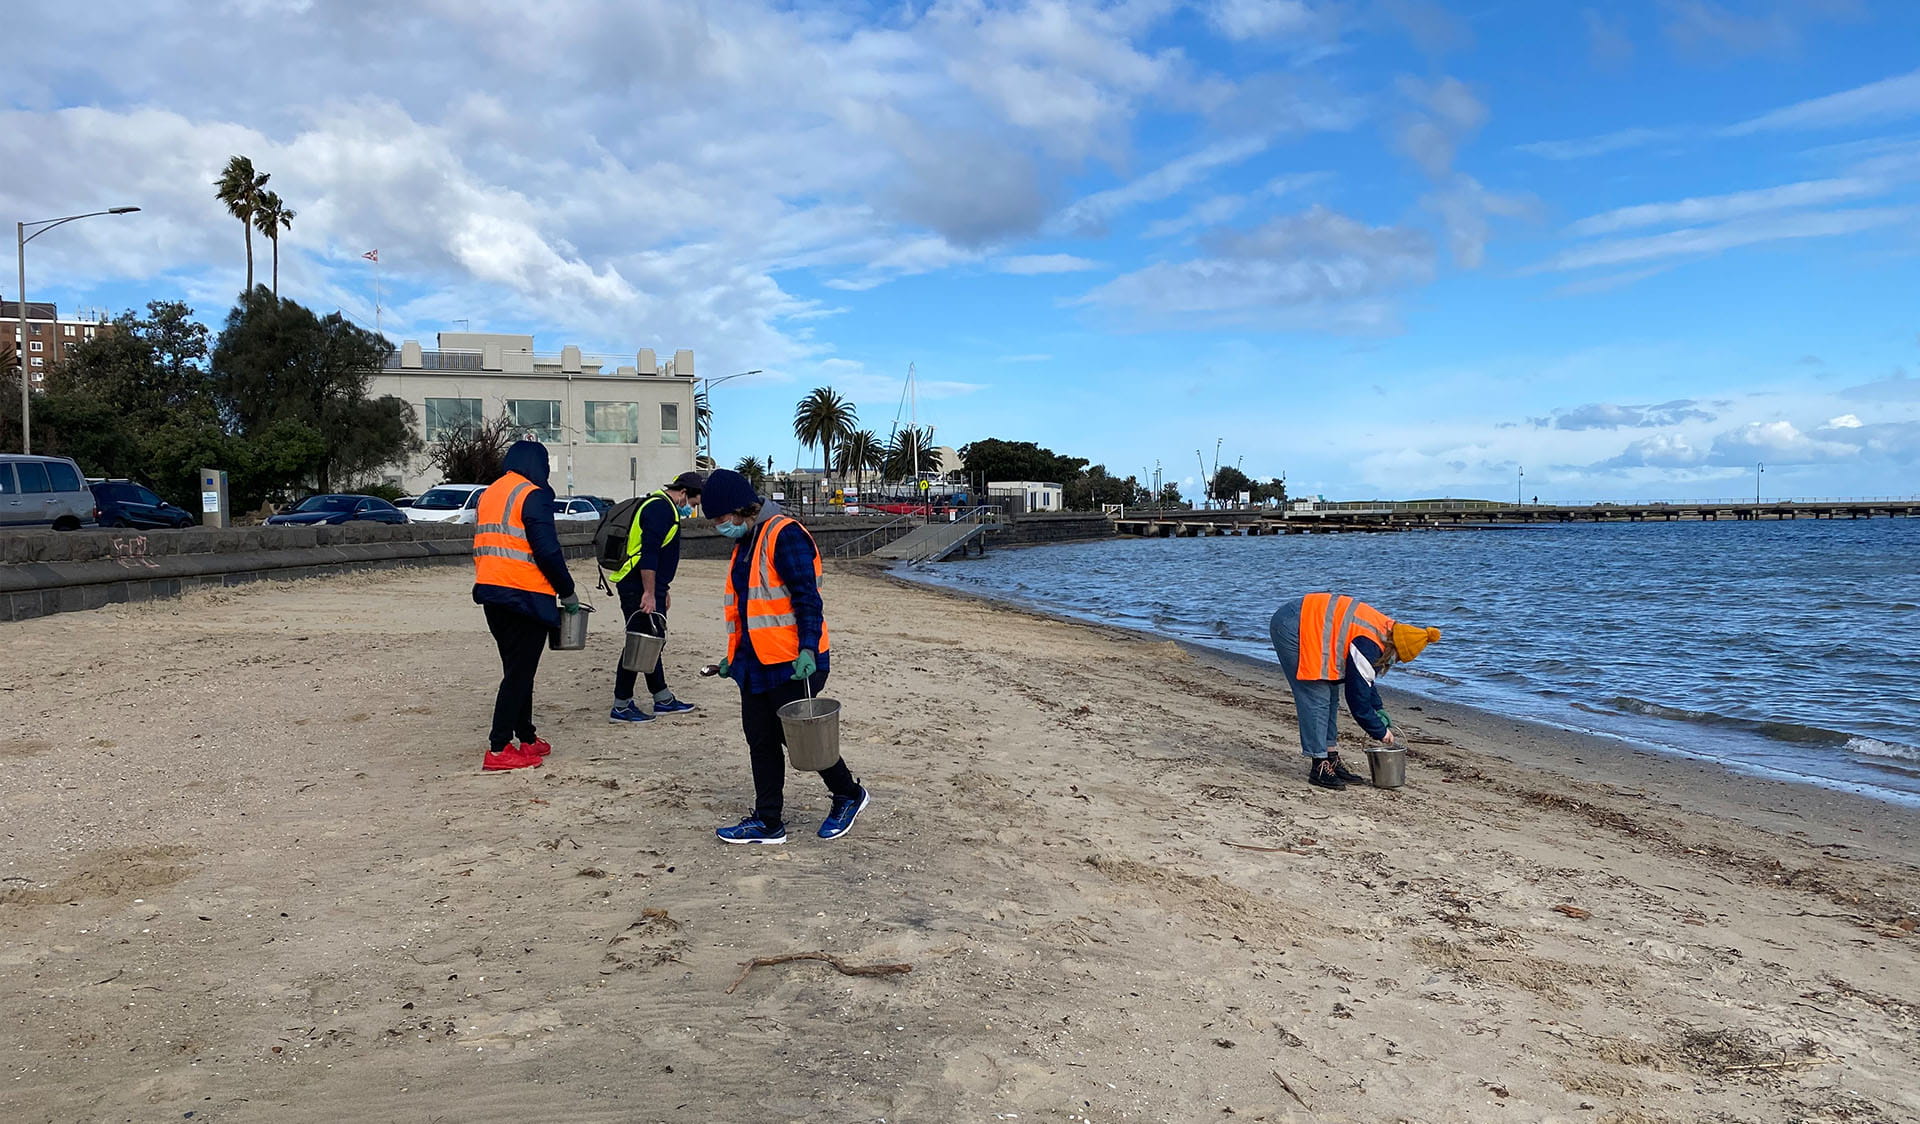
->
<box><xmin>1269</xmin><ymin>593</ymin><xmax>1440</xmax><ymax>790</ymax></box>
<box><xmin>472</xmin><ymin>440</ymin><xmax>580</xmax><ymax>772</ymax></box>
<box><xmin>701</xmin><ymin>468</ymin><xmax>868</xmax><ymax>845</ymax></box>
<box><xmin>607</xmin><ymin>471</ymin><xmax>705</xmax><ymax>724</ymax></box>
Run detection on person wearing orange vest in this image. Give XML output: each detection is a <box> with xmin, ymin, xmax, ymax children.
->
<box><xmin>1269</xmin><ymin>593</ymin><xmax>1441</xmax><ymax>790</ymax></box>
<box><xmin>700</xmin><ymin>468</ymin><xmax>867</xmax><ymax>844</ymax></box>
<box><xmin>471</xmin><ymin>440</ymin><xmax>580</xmax><ymax>772</ymax></box>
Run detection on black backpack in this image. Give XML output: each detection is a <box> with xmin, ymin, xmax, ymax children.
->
<box><xmin>594</xmin><ymin>496</ymin><xmax>646</xmax><ymax>574</ymax></box>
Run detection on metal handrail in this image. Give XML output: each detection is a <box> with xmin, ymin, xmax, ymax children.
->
<box><xmin>832</xmin><ymin>513</ymin><xmax>920</xmax><ymax>558</ymax></box>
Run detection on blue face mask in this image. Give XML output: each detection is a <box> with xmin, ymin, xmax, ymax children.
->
<box><xmin>676</xmin><ymin>503</ymin><xmax>694</xmax><ymax>519</ymax></box>
<box><xmin>716</xmin><ymin>518</ymin><xmax>752</xmax><ymax>540</ymax></box>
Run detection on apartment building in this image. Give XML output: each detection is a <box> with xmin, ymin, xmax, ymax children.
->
<box><xmin>368</xmin><ymin>332</ymin><xmax>698</xmax><ymax>499</ymax></box>
<box><xmin>3</xmin><ymin>301</ymin><xmax>113</xmax><ymax>388</ymax></box>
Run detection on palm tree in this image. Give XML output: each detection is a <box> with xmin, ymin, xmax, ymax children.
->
<box><xmin>694</xmin><ymin>388</ymin><xmax>712</xmax><ymax>463</ymax></box>
<box><xmin>733</xmin><ymin>455</ymin><xmax>766</xmax><ymax>494</ymax></box>
<box><xmin>836</xmin><ymin>428</ymin><xmax>884</xmax><ymax>497</ymax></box>
<box><xmin>883</xmin><ymin>425</ymin><xmax>937</xmax><ymax>481</ymax></box>
<box><xmin>214</xmin><ymin>155</ymin><xmax>271</xmax><ymax>293</ymax></box>
<box><xmin>252</xmin><ymin>190</ymin><xmax>295</xmax><ymax>296</ymax></box>
<box><xmin>791</xmin><ymin>386</ymin><xmax>857</xmax><ymax>482</ymax></box>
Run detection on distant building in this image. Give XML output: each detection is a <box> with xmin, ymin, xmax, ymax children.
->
<box><xmin>3</xmin><ymin>301</ymin><xmax>114</xmax><ymax>388</ymax></box>
<box><xmin>987</xmin><ymin>480</ymin><xmax>1064</xmax><ymax>514</ymax></box>
<box><xmin>367</xmin><ymin>332</ymin><xmax>698</xmax><ymax>499</ymax></box>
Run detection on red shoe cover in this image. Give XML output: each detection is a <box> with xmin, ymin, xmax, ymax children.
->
<box><xmin>521</xmin><ymin>737</ymin><xmax>553</xmax><ymax>757</ymax></box>
<box><xmin>483</xmin><ymin>747</ymin><xmax>543</xmax><ymax>771</ymax></box>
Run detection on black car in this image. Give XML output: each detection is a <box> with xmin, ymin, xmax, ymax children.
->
<box><xmin>89</xmin><ymin>480</ymin><xmax>195</xmax><ymax>529</ymax></box>
<box><xmin>265</xmin><ymin>494</ymin><xmax>410</xmax><ymax>526</ymax></box>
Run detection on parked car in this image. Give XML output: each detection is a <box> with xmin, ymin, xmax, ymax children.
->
<box><xmin>406</xmin><ymin>483</ymin><xmax>487</xmax><ymax>524</ymax></box>
<box><xmin>0</xmin><ymin>454</ymin><xmax>99</xmax><ymax>530</ymax></box>
<box><xmin>265</xmin><ymin>494</ymin><xmax>409</xmax><ymax>526</ymax></box>
<box><xmin>392</xmin><ymin>495</ymin><xmax>417</xmax><ymax>509</ymax></box>
<box><xmin>551</xmin><ymin>495</ymin><xmax>604</xmax><ymax>523</ymax></box>
<box><xmin>89</xmin><ymin>479</ymin><xmax>195</xmax><ymax>529</ymax></box>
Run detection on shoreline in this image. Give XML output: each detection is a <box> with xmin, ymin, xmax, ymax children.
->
<box><xmin>885</xmin><ymin>560</ymin><xmax>1920</xmax><ymax>870</ymax></box>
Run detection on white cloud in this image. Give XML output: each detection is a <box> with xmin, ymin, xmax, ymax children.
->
<box><xmin>997</xmin><ymin>254</ymin><xmax>1103</xmax><ymax>274</ymax></box>
<box><xmin>1394</xmin><ymin>75</ymin><xmax>1487</xmax><ymax>179</ymax></box>
<box><xmin>1565</xmin><ymin>176</ymin><xmax>1886</xmax><ymax>237</ymax></box>
<box><xmin>1725</xmin><ymin>66</ymin><xmax>1920</xmax><ymax>135</ymax></box>
<box><xmin>1205</xmin><ymin>0</ymin><xmax>1332</xmax><ymax>41</ymax></box>
<box><xmin>1535</xmin><ymin>206</ymin><xmax>1912</xmax><ymax>272</ymax></box>
<box><xmin>1050</xmin><ymin>134</ymin><xmax>1272</xmax><ymax>235</ymax></box>
<box><xmin>1078</xmin><ymin>204</ymin><xmax>1435</xmax><ymax>329</ymax></box>
<box><xmin>1422</xmin><ymin>175</ymin><xmax>1537</xmax><ymax>268</ymax></box>
<box><xmin>1516</xmin><ymin>127</ymin><xmax>1675</xmax><ymax>161</ymax></box>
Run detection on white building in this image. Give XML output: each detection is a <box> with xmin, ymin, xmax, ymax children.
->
<box><xmin>987</xmin><ymin>480</ymin><xmax>1064</xmax><ymax>513</ymax></box>
<box><xmin>368</xmin><ymin>332</ymin><xmax>697</xmax><ymax>499</ymax></box>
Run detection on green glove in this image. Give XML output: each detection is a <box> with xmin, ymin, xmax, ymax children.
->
<box><xmin>561</xmin><ymin>594</ymin><xmax>581</xmax><ymax>614</ymax></box>
<box><xmin>716</xmin><ymin>657</ymin><xmax>731</xmax><ymax>677</ymax></box>
<box><xmin>790</xmin><ymin>649</ymin><xmax>817</xmax><ymax>681</ymax></box>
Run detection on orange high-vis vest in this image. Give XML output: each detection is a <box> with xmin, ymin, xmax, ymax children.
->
<box><xmin>472</xmin><ymin>472</ymin><xmax>556</xmax><ymax>596</ymax></box>
<box><xmin>1296</xmin><ymin>592</ymin><xmax>1395</xmax><ymax>681</ymax></box>
<box><xmin>724</xmin><ymin>514</ymin><xmax>830</xmax><ymax>665</ymax></box>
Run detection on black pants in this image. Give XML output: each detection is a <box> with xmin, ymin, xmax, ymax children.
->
<box><xmin>485</xmin><ymin>604</ymin><xmax>549</xmax><ymax>751</ymax></box>
<box><xmin>613</xmin><ymin>580</ymin><xmax>668</xmax><ymax>702</ymax></box>
<box><xmin>740</xmin><ymin>670</ymin><xmax>859</xmax><ymax>825</ymax></box>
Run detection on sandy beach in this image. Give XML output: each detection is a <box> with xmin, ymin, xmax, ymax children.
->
<box><xmin>3</xmin><ymin>557</ymin><xmax>1917</xmax><ymax>1124</ymax></box>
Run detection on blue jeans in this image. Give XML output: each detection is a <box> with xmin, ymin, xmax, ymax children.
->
<box><xmin>1270</xmin><ymin>603</ymin><xmax>1339</xmax><ymax>760</ymax></box>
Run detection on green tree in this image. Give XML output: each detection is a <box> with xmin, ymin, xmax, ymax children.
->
<box><xmin>733</xmin><ymin>455</ymin><xmax>767</xmax><ymax>494</ymax></box>
<box><xmin>214</xmin><ymin>155</ymin><xmax>271</xmax><ymax>293</ymax></box>
<box><xmin>1211</xmin><ymin>465</ymin><xmax>1252</xmax><ymax>506</ymax></box>
<box><xmin>1158</xmin><ymin>482</ymin><xmax>1186</xmax><ymax>508</ymax></box>
<box><xmin>210</xmin><ymin>290</ymin><xmax>419</xmax><ymax>494</ymax></box>
<box><xmin>252</xmin><ymin>189</ymin><xmax>295</xmax><ymax>297</ymax></box>
<box><xmin>694</xmin><ymin>389</ymin><xmax>712</xmax><ymax>468</ymax></box>
<box><xmin>959</xmin><ymin>437</ymin><xmax>1085</xmax><ymax>486</ymax></box>
<box><xmin>883</xmin><ymin>425</ymin><xmax>938</xmax><ymax>481</ymax></box>
<box><xmin>1063</xmin><ymin>464</ymin><xmax>1139</xmax><ymax>511</ymax></box>
<box><xmin>34</xmin><ymin>301</ymin><xmax>229</xmax><ymax>508</ymax></box>
<box><xmin>836</xmin><ymin>428</ymin><xmax>885</xmax><ymax>495</ymax></box>
<box><xmin>792</xmin><ymin>387</ymin><xmax>857</xmax><ymax>476</ymax></box>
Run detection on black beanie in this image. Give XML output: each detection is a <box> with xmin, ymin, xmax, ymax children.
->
<box><xmin>699</xmin><ymin>468</ymin><xmax>760</xmax><ymax>518</ymax></box>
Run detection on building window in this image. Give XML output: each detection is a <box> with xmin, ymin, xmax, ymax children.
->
<box><xmin>507</xmin><ymin>399</ymin><xmax>563</xmax><ymax>442</ymax></box>
<box><xmin>30</xmin><ymin>341</ymin><xmax>42</xmax><ymax>352</ymax></box>
<box><xmin>423</xmin><ymin>397</ymin><xmax>484</xmax><ymax>440</ymax></box>
<box><xmin>659</xmin><ymin>403</ymin><xmax>679</xmax><ymax>445</ymax></box>
<box><xmin>30</xmin><ymin>357</ymin><xmax>43</xmax><ymax>367</ymax></box>
<box><xmin>585</xmin><ymin>401</ymin><xmax>639</xmax><ymax>444</ymax></box>
<box><xmin>64</xmin><ymin>325</ymin><xmax>75</xmax><ymax>336</ymax></box>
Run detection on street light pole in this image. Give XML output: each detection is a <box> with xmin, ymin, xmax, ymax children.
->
<box><xmin>1517</xmin><ymin>465</ymin><xmax>1524</xmax><ymax>507</ymax></box>
<box><xmin>16</xmin><ymin>206</ymin><xmax>140</xmax><ymax>453</ymax></box>
<box><xmin>693</xmin><ymin>368</ymin><xmax>762</xmax><ymax>467</ymax></box>
<box><xmin>1756</xmin><ymin>462</ymin><xmax>1764</xmax><ymax>504</ymax></box>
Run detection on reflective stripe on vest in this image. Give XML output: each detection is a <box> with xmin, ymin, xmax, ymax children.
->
<box><xmin>1295</xmin><ymin>592</ymin><xmax>1393</xmax><ymax>680</ymax></box>
<box><xmin>472</xmin><ymin>474</ymin><xmax>556</xmax><ymax>596</ymax></box>
<box><xmin>723</xmin><ymin>514</ymin><xmax>829</xmax><ymax>664</ymax></box>
<box><xmin>609</xmin><ymin>491</ymin><xmax>680</xmax><ymax>583</ymax></box>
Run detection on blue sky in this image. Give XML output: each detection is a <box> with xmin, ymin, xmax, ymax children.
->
<box><xmin>6</xmin><ymin>0</ymin><xmax>1918</xmax><ymax>500</ymax></box>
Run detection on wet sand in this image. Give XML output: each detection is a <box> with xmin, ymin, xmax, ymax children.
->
<box><xmin>2</xmin><ymin>558</ymin><xmax>1916</xmax><ymax>1123</ymax></box>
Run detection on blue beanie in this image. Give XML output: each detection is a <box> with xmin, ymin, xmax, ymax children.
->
<box><xmin>700</xmin><ymin>468</ymin><xmax>760</xmax><ymax>518</ymax></box>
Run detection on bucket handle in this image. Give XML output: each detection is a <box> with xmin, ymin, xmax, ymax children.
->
<box><xmin>625</xmin><ymin>609</ymin><xmax>666</xmax><ymax>634</ymax></box>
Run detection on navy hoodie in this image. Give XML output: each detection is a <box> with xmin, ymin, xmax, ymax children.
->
<box><xmin>471</xmin><ymin>441</ymin><xmax>576</xmax><ymax>626</ymax></box>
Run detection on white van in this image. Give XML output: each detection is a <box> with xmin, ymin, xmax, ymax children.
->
<box><xmin>406</xmin><ymin>483</ymin><xmax>487</xmax><ymax>524</ymax></box>
<box><xmin>0</xmin><ymin>454</ymin><xmax>99</xmax><ymax>530</ymax></box>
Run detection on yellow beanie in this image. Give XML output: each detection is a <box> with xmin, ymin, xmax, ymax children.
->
<box><xmin>1392</xmin><ymin>623</ymin><xmax>1441</xmax><ymax>663</ymax></box>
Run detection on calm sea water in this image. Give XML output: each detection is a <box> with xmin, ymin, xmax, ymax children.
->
<box><xmin>900</xmin><ymin>519</ymin><xmax>1920</xmax><ymax>804</ymax></box>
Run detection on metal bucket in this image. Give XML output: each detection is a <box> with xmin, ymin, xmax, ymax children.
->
<box><xmin>1366</xmin><ymin>746</ymin><xmax>1407</xmax><ymax>789</ymax></box>
<box><xmin>549</xmin><ymin>604</ymin><xmax>592</xmax><ymax>651</ymax></box>
<box><xmin>620</xmin><ymin>610</ymin><xmax>667</xmax><ymax>672</ymax></box>
<box><xmin>777</xmin><ymin>697</ymin><xmax>842</xmax><ymax>771</ymax></box>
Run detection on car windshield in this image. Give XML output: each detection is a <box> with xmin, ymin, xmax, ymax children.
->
<box><xmin>414</xmin><ymin>488</ymin><xmax>473</xmax><ymax>510</ymax></box>
<box><xmin>294</xmin><ymin>495</ymin><xmax>358</xmax><ymax>513</ymax></box>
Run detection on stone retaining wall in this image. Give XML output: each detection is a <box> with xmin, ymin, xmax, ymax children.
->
<box><xmin>993</xmin><ymin>513</ymin><xmax>1116</xmax><ymax>549</ymax></box>
<box><xmin>0</xmin><ymin>514</ymin><xmax>896</xmax><ymax>622</ymax></box>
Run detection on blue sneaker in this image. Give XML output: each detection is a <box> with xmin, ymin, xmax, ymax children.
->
<box><xmin>716</xmin><ymin>816</ymin><xmax>787</xmax><ymax>845</ymax></box>
<box><xmin>817</xmin><ymin>786</ymin><xmax>870</xmax><ymax>840</ymax></box>
<box><xmin>652</xmin><ymin>697</ymin><xmax>698</xmax><ymax>714</ymax></box>
<box><xmin>609</xmin><ymin>702</ymin><xmax>654</xmax><ymax>724</ymax></box>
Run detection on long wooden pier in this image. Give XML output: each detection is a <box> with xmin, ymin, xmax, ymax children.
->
<box><xmin>1111</xmin><ymin>498</ymin><xmax>1920</xmax><ymax>537</ymax></box>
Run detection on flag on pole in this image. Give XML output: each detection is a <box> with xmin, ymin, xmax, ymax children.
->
<box><xmin>362</xmin><ymin>249</ymin><xmax>379</xmax><ymax>262</ymax></box>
